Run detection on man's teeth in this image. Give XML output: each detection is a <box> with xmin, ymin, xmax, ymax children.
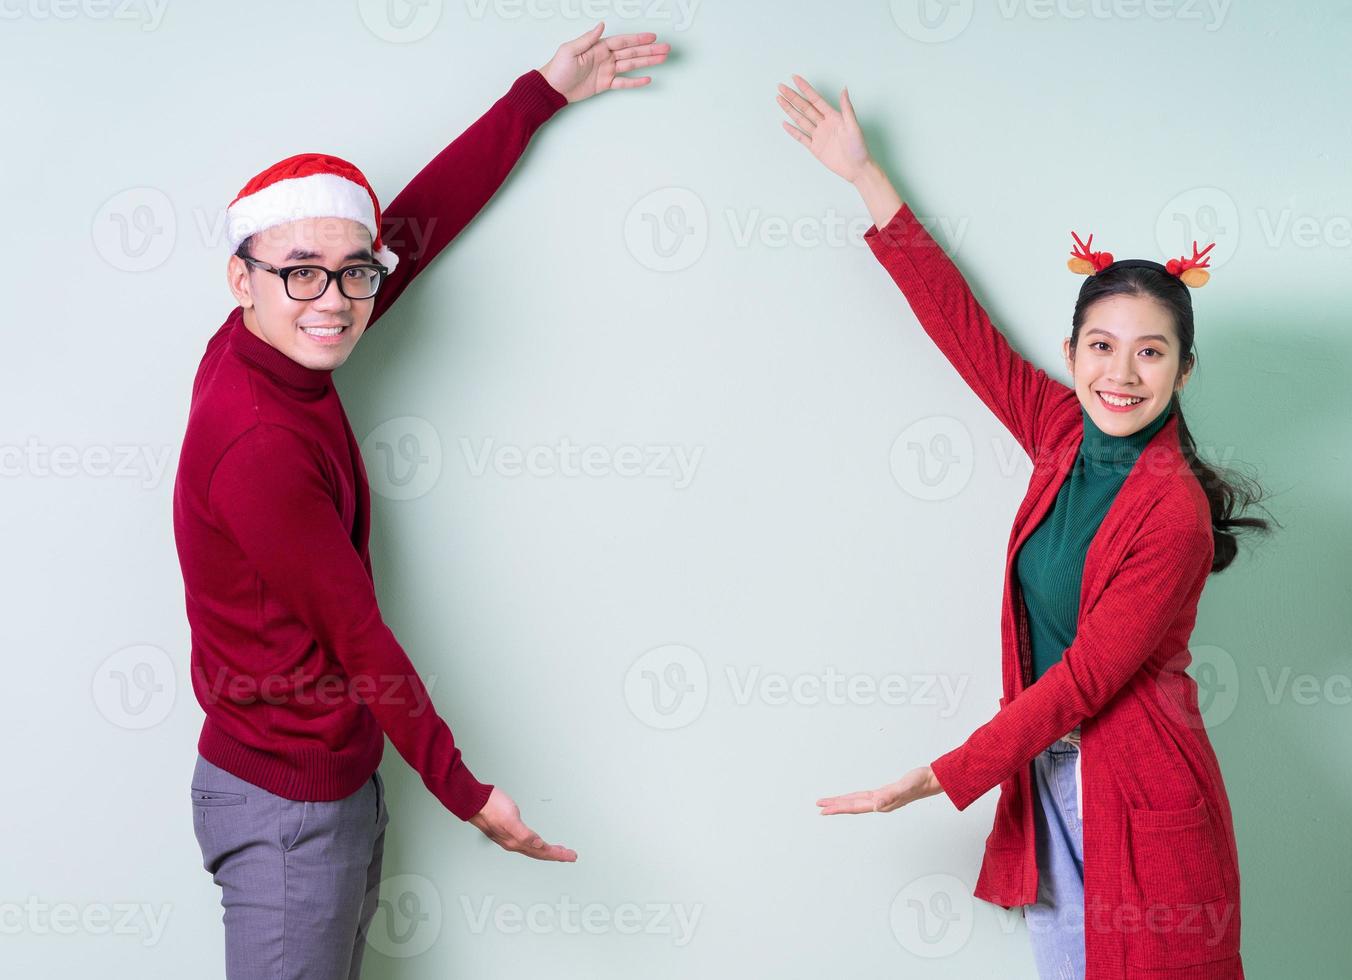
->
<box><xmin>302</xmin><ymin>325</ymin><xmax>344</xmax><ymax>336</ymax></box>
<box><xmin>1099</xmin><ymin>391</ymin><xmax>1143</xmax><ymax>407</ymax></box>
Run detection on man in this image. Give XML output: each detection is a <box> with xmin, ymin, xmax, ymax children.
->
<box><xmin>173</xmin><ymin>23</ymin><xmax>669</xmax><ymax>979</ymax></box>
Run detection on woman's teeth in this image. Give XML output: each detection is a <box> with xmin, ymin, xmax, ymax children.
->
<box><xmin>1098</xmin><ymin>391</ymin><xmax>1143</xmax><ymax>407</ymax></box>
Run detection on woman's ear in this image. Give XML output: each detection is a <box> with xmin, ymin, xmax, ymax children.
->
<box><xmin>1175</xmin><ymin>353</ymin><xmax>1194</xmax><ymax>392</ymax></box>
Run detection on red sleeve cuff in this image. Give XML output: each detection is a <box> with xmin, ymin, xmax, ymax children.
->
<box><xmin>930</xmin><ymin>749</ymin><xmax>979</xmax><ymax>812</ymax></box>
<box><xmin>508</xmin><ymin>68</ymin><xmax>569</xmax><ymax>126</ymax></box>
<box><xmin>431</xmin><ymin>764</ymin><xmax>494</xmax><ymax>821</ymax></box>
<box><xmin>862</xmin><ymin>201</ymin><xmax>935</xmax><ymax>254</ymax></box>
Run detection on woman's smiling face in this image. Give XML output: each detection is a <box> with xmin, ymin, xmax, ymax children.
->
<box><xmin>1063</xmin><ymin>292</ymin><xmax>1192</xmax><ymax>437</ymax></box>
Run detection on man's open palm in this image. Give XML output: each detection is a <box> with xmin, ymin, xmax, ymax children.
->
<box><xmin>538</xmin><ymin>21</ymin><xmax>671</xmax><ymax>102</ymax></box>
<box><xmin>469</xmin><ymin>786</ymin><xmax>578</xmax><ymax>862</ymax></box>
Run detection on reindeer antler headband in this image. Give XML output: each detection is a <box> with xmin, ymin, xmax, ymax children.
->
<box><xmin>1067</xmin><ymin>231</ymin><xmax>1215</xmax><ymax>288</ymax></box>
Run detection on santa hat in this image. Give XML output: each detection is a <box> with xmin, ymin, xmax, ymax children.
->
<box><xmin>226</xmin><ymin>153</ymin><xmax>399</xmax><ymax>273</ymax></box>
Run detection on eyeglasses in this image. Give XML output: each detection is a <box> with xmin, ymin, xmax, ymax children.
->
<box><xmin>240</xmin><ymin>255</ymin><xmax>388</xmax><ymax>301</ymax></box>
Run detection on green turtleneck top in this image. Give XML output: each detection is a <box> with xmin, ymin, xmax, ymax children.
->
<box><xmin>1015</xmin><ymin>396</ymin><xmax>1175</xmax><ymax>682</ymax></box>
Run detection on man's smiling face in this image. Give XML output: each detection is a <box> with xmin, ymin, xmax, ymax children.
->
<box><xmin>228</xmin><ymin>216</ymin><xmax>378</xmax><ymax>371</ymax></box>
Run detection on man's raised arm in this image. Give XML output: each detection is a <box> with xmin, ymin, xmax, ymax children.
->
<box><xmin>367</xmin><ymin>68</ymin><xmax>568</xmax><ymax>327</ymax></box>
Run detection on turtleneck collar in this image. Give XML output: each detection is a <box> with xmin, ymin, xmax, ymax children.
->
<box><xmin>1078</xmin><ymin>394</ymin><xmax>1174</xmax><ymax>473</ymax></box>
<box><xmin>227</xmin><ymin>306</ymin><xmax>333</xmax><ymax>394</ymax></box>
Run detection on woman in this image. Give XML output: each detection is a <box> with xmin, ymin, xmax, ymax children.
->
<box><xmin>778</xmin><ymin>74</ymin><xmax>1274</xmax><ymax>979</ymax></box>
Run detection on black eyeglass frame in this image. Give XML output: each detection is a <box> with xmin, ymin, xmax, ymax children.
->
<box><xmin>240</xmin><ymin>255</ymin><xmax>389</xmax><ymax>301</ymax></box>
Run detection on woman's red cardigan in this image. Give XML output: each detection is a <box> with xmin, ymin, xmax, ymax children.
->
<box><xmin>863</xmin><ymin>204</ymin><xmax>1245</xmax><ymax>979</ymax></box>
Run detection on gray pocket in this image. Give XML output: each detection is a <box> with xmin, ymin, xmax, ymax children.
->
<box><xmin>191</xmin><ymin>787</ymin><xmax>247</xmax><ymax>873</ymax></box>
<box><xmin>191</xmin><ymin>788</ymin><xmax>246</xmax><ymax>806</ymax></box>
<box><xmin>280</xmin><ymin>800</ymin><xmax>309</xmax><ymax>852</ymax></box>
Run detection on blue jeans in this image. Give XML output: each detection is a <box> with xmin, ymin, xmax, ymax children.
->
<box><xmin>1025</xmin><ymin>729</ymin><xmax>1085</xmax><ymax>980</ymax></box>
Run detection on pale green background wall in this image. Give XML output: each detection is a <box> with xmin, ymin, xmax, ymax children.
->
<box><xmin>2</xmin><ymin>1</ymin><xmax>1348</xmax><ymax>976</ymax></box>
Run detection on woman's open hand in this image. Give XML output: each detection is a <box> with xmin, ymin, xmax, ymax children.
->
<box><xmin>538</xmin><ymin>21</ymin><xmax>670</xmax><ymax>103</ymax></box>
<box><xmin>817</xmin><ymin>766</ymin><xmax>943</xmax><ymax>815</ymax></box>
<box><xmin>777</xmin><ymin>74</ymin><xmax>871</xmax><ymax>183</ymax></box>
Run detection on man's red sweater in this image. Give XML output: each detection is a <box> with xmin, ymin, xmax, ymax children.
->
<box><xmin>172</xmin><ymin>69</ymin><xmax>567</xmax><ymax>821</ymax></box>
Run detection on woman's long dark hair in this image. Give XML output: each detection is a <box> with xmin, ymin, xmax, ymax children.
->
<box><xmin>1071</xmin><ymin>266</ymin><xmax>1278</xmax><ymax>573</ymax></box>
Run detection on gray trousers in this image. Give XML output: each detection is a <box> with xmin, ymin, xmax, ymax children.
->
<box><xmin>190</xmin><ymin>753</ymin><xmax>390</xmax><ymax>979</ymax></box>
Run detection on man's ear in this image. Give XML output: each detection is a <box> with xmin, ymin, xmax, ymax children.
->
<box><xmin>227</xmin><ymin>254</ymin><xmax>254</xmax><ymax>309</ymax></box>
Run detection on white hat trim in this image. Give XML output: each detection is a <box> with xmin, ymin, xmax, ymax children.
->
<box><xmin>226</xmin><ymin>171</ymin><xmax>399</xmax><ymax>273</ymax></box>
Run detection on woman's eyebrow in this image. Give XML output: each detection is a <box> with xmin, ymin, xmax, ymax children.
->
<box><xmin>1085</xmin><ymin>328</ymin><xmax>1171</xmax><ymax>344</ymax></box>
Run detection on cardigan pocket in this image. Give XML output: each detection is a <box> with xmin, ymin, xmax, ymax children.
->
<box><xmin>1127</xmin><ymin>798</ymin><xmax>1225</xmax><ymax>905</ymax></box>
<box><xmin>1124</xmin><ymin>798</ymin><xmax>1239</xmax><ymax>967</ymax></box>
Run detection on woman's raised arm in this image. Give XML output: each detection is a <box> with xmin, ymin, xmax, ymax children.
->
<box><xmin>777</xmin><ymin>75</ymin><xmax>1066</xmax><ymax>459</ymax></box>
